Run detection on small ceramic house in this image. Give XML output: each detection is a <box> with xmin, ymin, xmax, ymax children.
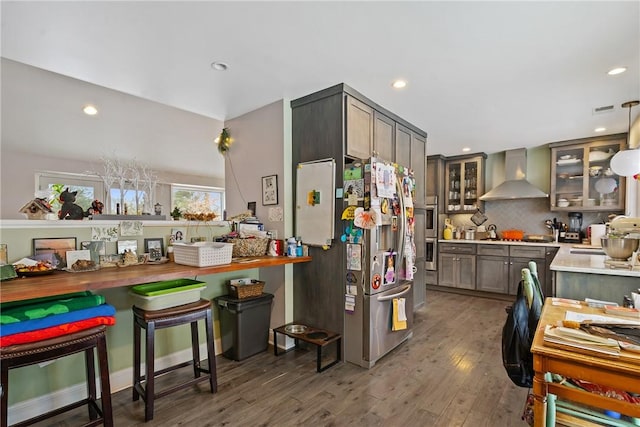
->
<box><xmin>19</xmin><ymin>198</ymin><xmax>53</xmax><ymax>220</ymax></box>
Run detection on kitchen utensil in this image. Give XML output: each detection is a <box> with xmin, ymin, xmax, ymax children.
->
<box><xmin>465</xmin><ymin>227</ymin><xmax>476</xmax><ymax>240</ymax></box>
<box><xmin>601</xmin><ymin>237</ymin><xmax>640</xmax><ymax>260</ymax></box>
<box><xmin>487</xmin><ymin>224</ymin><xmax>497</xmax><ymax>239</ymax></box>
<box><xmin>588</xmin><ymin>148</ymin><xmax>615</xmax><ymax>162</ymax></box>
<box><xmin>544</xmin><ymin>219</ymin><xmax>554</xmax><ymax>229</ymax></box>
<box><xmin>470</xmin><ymin>209</ymin><xmax>488</xmax><ymax>226</ymax></box>
<box><xmin>501</xmin><ymin>229</ymin><xmax>524</xmax><ymax>240</ymax></box>
<box><xmin>568</xmin><ymin>212</ymin><xmax>582</xmax><ymax>232</ymax></box>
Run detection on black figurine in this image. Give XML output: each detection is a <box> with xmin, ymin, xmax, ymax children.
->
<box><xmin>58</xmin><ymin>188</ymin><xmax>86</xmax><ymax>220</ymax></box>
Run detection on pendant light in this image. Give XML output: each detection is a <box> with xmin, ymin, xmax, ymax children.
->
<box><xmin>610</xmin><ymin>100</ymin><xmax>640</xmax><ymax>177</ymax></box>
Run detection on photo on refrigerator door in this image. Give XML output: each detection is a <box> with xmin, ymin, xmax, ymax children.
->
<box><xmin>383</xmin><ymin>252</ymin><xmax>396</xmax><ymax>285</ymax></box>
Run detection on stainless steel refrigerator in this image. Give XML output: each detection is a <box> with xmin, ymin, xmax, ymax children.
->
<box><xmin>344</xmin><ymin>158</ymin><xmax>415</xmax><ymax>368</ymax></box>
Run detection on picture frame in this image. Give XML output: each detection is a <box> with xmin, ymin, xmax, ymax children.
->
<box><xmin>33</xmin><ymin>237</ymin><xmax>77</xmax><ymax>269</ymax></box>
<box><xmin>247</xmin><ymin>201</ymin><xmax>256</xmax><ymax>216</ymax></box>
<box><xmin>144</xmin><ymin>238</ymin><xmax>164</xmax><ymax>261</ymax></box>
<box><xmin>262</xmin><ymin>174</ymin><xmax>278</xmax><ymax>206</ymax></box>
<box><xmin>117</xmin><ymin>240</ymin><xmax>138</xmax><ymax>255</ymax></box>
<box><xmin>81</xmin><ymin>241</ymin><xmax>107</xmax><ymax>264</ymax></box>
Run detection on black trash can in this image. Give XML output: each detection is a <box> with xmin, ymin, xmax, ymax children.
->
<box><xmin>214</xmin><ymin>293</ymin><xmax>274</xmax><ymax>361</ymax></box>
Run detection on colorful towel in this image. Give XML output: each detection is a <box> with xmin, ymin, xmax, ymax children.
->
<box><xmin>0</xmin><ymin>316</ymin><xmax>116</xmax><ymax>347</ymax></box>
<box><xmin>0</xmin><ymin>304</ymin><xmax>116</xmax><ymax>337</ymax></box>
<box><xmin>1</xmin><ymin>294</ymin><xmax>105</xmax><ymax>325</ymax></box>
<box><xmin>0</xmin><ymin>291</ymin><xmax>92</xmax><ymax>310</ymax></box>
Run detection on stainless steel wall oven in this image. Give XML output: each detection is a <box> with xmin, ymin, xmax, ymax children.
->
<box><xmin>425</xmin><ymin>196</ymin><xmax>438</xmax><ymax>238</ymax></box>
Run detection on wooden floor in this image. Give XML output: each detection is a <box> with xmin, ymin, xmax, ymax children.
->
<box><xmin>28</xmin><ymin>290</ymin><xmax>530</xmax><ymax>426</ymax></box>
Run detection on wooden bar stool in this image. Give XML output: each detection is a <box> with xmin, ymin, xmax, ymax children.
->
<box><xmin>1</xmin><ymin>326</ymin><xmax>113</xmax><ymax>427</ymax></box>
<box><xmin>132</xmin><ymin>299</ymin><xmax>217</xmax><ymax>422</ymax></box>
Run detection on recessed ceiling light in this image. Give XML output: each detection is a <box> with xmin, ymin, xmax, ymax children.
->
<box><xmin>211</xmin><ymin>61</ymin><xmax>229</xmax><ymax>71</ymax></box>
<box><xmin>462</xmin><ymin>147</ymin><xmax>471</xmax><ymax>152</ymax></box>
<box><xmin>607</xmin><ymin>67</ymin><xmax>627</xmax><ymax>75</ymax></box>
<box><xmin>83</xmin><ymin>105</ymin><xmax>98</xmax><ymax>116</ymax></box>
<box><xmin>594</xmin><ymin>127</ymin><xmax>606</xmax><ymax>132</ymax></box>
<box><xmin>392</xmin><ymin>80</ymin><xmax>407</xmax><ymax>89</ymax></box>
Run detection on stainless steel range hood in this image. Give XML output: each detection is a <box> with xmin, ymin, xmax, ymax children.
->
<box><xmin>479</xmin><ymin>148</ymin><xmax>548</xmax><ymax>201</ymax></box>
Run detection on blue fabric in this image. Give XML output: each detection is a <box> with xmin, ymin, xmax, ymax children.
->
<box><xmin>0</xmin><ymin>304</ymin><xmax>116</xmax><ymax>336</ymax></box>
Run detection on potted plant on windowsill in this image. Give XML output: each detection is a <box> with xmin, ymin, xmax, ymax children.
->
<box><xmin>170</xmin><ymin>207</ymin><xmax>182</xmax><ymax>221</ymax></box>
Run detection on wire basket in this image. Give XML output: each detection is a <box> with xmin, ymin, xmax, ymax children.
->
<box><xmin>228</xmin><ymin>238</ymin><xmax>269</xmax><ymax>257</ymax></box>
<box><xmin>172</xmin><ymin>242</ymin><xmax>233</xmax><ymax>267</ymax></box>
<box><xmin>229</xmin><ymin>280</ymin><xmax>265</xmax><ymax>299</ymax></box>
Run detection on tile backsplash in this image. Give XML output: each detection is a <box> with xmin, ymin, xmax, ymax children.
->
<box><xmin>447</xmin><ymin>198</ymin><xmax>614</xmax><ymax>236</ymax></box>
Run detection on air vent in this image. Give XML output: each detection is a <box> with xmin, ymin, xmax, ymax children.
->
<box><xmin>593</xmin><ymin>105</ymin><xmax>615</xmax><ymax>115</ymax></box>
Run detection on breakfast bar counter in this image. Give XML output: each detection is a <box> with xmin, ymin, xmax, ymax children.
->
<box><xmin>550</xmin><ymin>245</ymin><xmax>639</xmax><ymax>301</ymax></box>
<box><xmin>0</xmin><ymin>256</ymin><xmax>312</xmax><ymax>303</ymax></box>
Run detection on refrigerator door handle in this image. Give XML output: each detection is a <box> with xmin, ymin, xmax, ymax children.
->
<box><xmin>395</xmin><ymin>175</ymin><xmax>406</xmax><ymax>270</ymax></box>
<box><xmin>376</xmin><ymin>284</ymin><xmax>412</xmax><ymax>301</ymax></box>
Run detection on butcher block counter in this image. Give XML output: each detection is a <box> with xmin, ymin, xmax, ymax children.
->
<box><xmin>0</xmin><ymin>256</ymin><xmax>311</xmax><ymax>303</ymax></box>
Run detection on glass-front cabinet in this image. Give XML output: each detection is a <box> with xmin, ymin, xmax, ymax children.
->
<box><xmin>549</xmin><ymin>134</ymin><xmax>627</xmax><ymax>212</ymax></box>
<box><xmin>444</xmin><ymin>153</ymin><xmax>486</xmax><ymax>214</ymax></box>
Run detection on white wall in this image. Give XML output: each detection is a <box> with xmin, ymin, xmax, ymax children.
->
<box><xmin>223</xmin><ymin>100</ymin><xmax>291</xmax><ymax>329</ymax></box>
<box><xmin>1</xmin><ymin>59</ymin><xmax>225</xmax><ymax>219</ymax></box>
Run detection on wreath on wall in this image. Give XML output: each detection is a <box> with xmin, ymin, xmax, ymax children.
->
<box><xmin>216</xmin><ymin>128</ymin><xmax>233</xmax><ymax>155</ymax></box>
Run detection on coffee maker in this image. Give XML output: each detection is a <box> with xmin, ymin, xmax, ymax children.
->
<box><xmin>565</xmin><ymin>212</ymin><xmax>583</xmax><ymax>243</ymax></box>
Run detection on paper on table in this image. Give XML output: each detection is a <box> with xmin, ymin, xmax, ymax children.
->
<box><xmin>565</xmin><ymin>311</ymin><xmax>640</xmax><ymax>326</ymax></box>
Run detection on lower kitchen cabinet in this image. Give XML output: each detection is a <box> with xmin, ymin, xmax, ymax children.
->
<box><xmin>439</xmin><ymin>242</ymin><xmax>554</xmax><ymax>296</ymax></box>
<box><xmin>476</xmin><ymin>244</ymin><xmax>508</xmax><ymax>293</ymax></box>
<box><xmin>438</xmin><ymin>243</ymin><xmax>476</xmax><ymax>289</ymax></box>
<box><xmin>507</xmin><ymin>246</ymin><xmax>547</xmax><ymax>295</ymax></box>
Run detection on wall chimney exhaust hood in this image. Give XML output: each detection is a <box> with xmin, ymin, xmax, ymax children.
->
<box><xmin>479</xmin><ymin>148</ymin><xmax>548</xmax><ymax>201</ymax></box>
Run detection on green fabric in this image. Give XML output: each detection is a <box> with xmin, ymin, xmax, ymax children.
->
<box><xmin>0</xmin><ymin>293</ymin><xmax>105</xmax><ymax>324</ymax></box>
<box><xmin>0</xmin><ymin>291</ymin><xmax>92</xmax><ymax>310</ymax></box>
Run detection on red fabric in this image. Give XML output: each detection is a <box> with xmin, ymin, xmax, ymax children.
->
<box><xmin>0</xmin><ymin>316</ymin><xmax>116</xmax><ymax>347</ymax></box>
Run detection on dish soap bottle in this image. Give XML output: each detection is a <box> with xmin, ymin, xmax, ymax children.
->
<box><xmin>443</xmin><ymin>218</ymin><xmax>453</xmax><ymax>240</ymax></box>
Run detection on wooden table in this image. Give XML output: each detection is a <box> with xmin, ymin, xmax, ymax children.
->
<box><xmin>531</xmin><ymin>298</ymin><xmax>640</xmax><ymax>426</ymax></box>
<box><xmin>0</xmin><ymin>256</ymin><xmax>311</xmax><ymax>303</ymax></box>
<box><xmin>273</xmin><ymin>323</ymin><xmax>341</xmax><ymax>372</ymax></box>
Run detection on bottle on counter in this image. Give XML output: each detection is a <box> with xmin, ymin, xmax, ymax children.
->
<box><xmin>296</xmin><ymin>240</ymin><xmax>303</xmax><ymax>257</ymax></box>
<box><xmin>287</xmin><ymin>237</ymin><xmax>297</xmax><ymax>257</ymax></box>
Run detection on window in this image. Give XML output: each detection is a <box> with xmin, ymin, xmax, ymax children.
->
<box><xmin>172</xmin><ymin>184</ymin><xmax>224</xmax><ymax>218</ymax></box>
<box><xmin>109</xmin><ymin>187</ymin><xmax>149</xmax><ymax>215</ymax></box>
<box><xmin>37</xmin><ymin>172</ymin><xmax>104</xmax><ymax>214</ymax></box>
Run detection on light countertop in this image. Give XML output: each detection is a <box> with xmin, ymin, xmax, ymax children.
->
<box><xmin>438</xmin><ymin>239</ymin><xmax>560</xmax><ymax>248</ymax></box>
<box><xmin>550</xmin><ymin>244</ymin><xmax>640</xmax><ymax>278</ymax></box>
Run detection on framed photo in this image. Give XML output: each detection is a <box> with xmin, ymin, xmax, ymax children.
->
<box><xmin>144</xmin><ymin>238</ymin><xmax>164</xmax><ymax>261</ymax></box>
<box><xmin>171</xmin><ymin>227</ymin><xmax>186</xmax><ymax>243</ymax></box>
<box><xmin>247</xmin><ymin>201</ymin><xmax>256</xmax><ymax>216</ymax></box>
<box><xmin>262</xmin><ymin>174</ymin><xmax>278</xmax><ymax>206</ymax></box>
<box><xmin>81</xmin><ymin>241</ymin><xmax>107</xmax><ymax>264</ymax></box>
<box><xmin>117</xmin><ymin>240</ymin><xmax>138</xmax><ymax>255</ymax></box>
<box><xmin>33</xmin><ymin>237</ymin><xmax>77</xmax><ymax>269</ymax></box>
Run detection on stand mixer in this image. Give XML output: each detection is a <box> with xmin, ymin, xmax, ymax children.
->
<box><xmin>608</xmin><ymin>217</ymin><xmax>640</xmax><ymax>238</ymax></box>
<box><xmin>604</xmin><ymin>217</ymin><xmax>640</xmax><ymax>268</ymax></box>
